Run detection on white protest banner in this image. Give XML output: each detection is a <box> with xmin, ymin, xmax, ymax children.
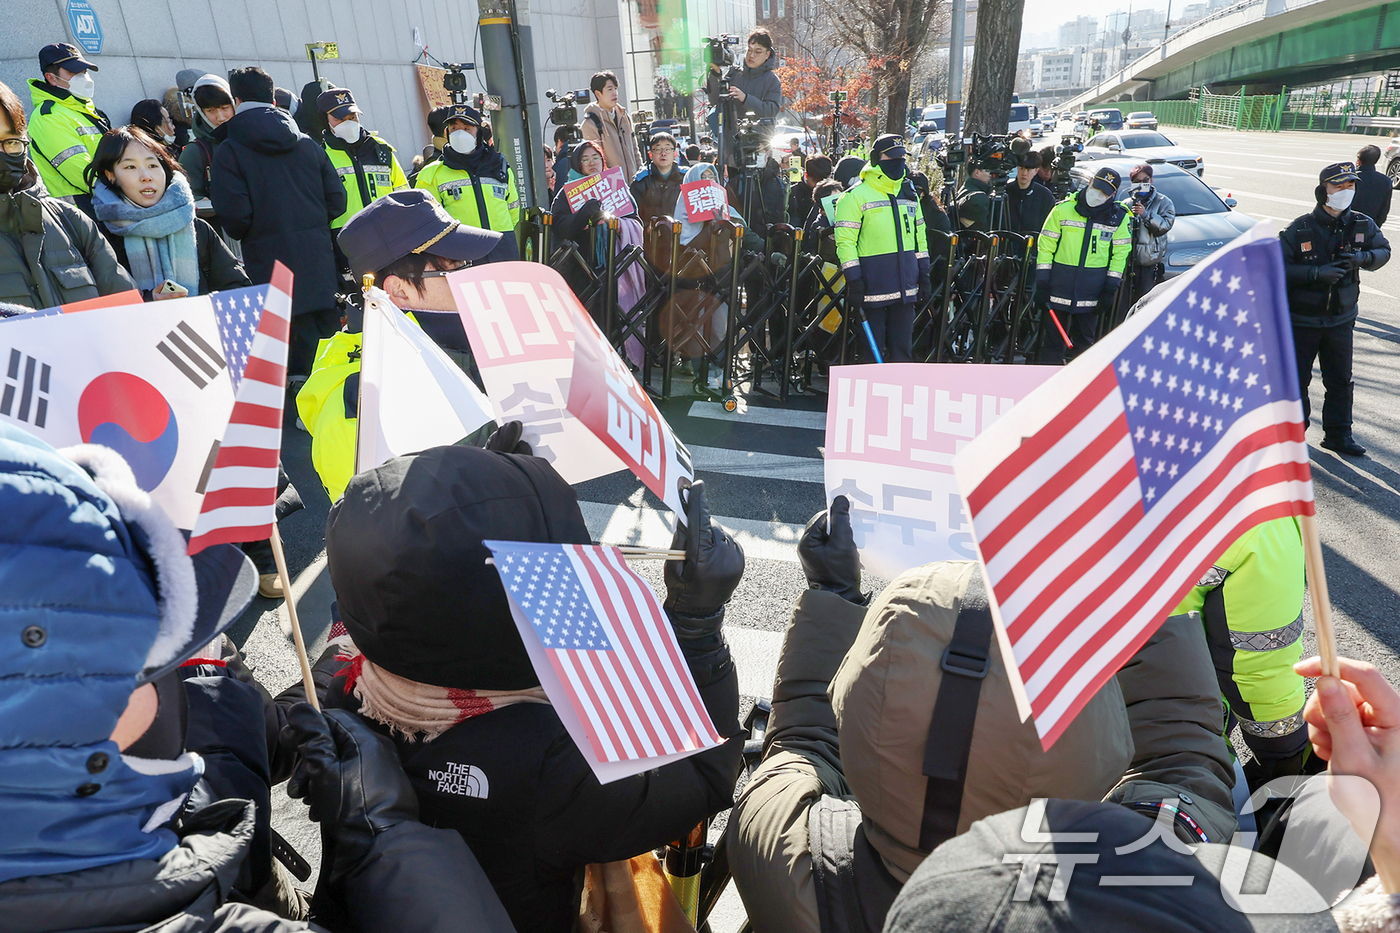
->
<box><xmin>567</xmin><ymin>300</ymin><xmax>694</xmax><ymax>518</ymax></box>
<box><xmin>357</xmin><ymin>286</ymin><xmax>494</xmax><ymax>472</ymax></box>
<box><xmin>824</xmin><ymin>363</ymin><xmax>1055</xmax><ymax>578</ymax></box>
<box><xmin>448</xmin><ymin>262</ymin><xmax>624</xmax><ymax>484</ymax></box>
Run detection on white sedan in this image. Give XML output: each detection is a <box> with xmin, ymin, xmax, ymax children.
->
<box><xmin>1076</xmin><ymin>128</ymin><xmax>1205</xmax><ymax>177</ymax></box>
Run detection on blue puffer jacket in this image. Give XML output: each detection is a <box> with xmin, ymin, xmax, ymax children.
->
<box><xmin>0</xmin><ymin>425</ymin><xmax>200</xmax><ymax>883</ymax></box>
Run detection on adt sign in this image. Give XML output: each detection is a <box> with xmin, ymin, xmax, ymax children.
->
<box><xmin>67</xmin><ymin>0</ymin><xmax>103</xmax><ymax>56</ymax></box>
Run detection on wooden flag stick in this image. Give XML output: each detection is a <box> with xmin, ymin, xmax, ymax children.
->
<box><xmin>1299</xmin><ymin>512</ymin><xmax>1339</xmax><ymax>678</ymax></box>
<box><xmin>270</xmin><ymin>524</ymin><xmax>320</xmax><ymax>711</ymax></box>
<box><xmin>616</xmin><ymin>546</ymin><xmax>686</xmax><ymax>561</ymax></box>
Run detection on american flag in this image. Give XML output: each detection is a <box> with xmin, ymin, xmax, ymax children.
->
<box><xmin>484</xmin><ymin>540</ymin><xmax>722</xmax><ymax>765</ymax></box>
<box><xmin>954</xmin><ymin>224</ymin><xmax>1314</xmax><ymax>748</ymax></box>
<box><xmin>187</xmin><ymin>265</ymin><xmax>293</xmax><ymax>554</ymax></box>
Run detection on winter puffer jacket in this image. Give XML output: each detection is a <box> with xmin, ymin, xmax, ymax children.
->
<box><xmin>705</xmin><ymin>54</ymin><xmax>783</xmax><ymax>170</ymax></box>
<box><xmin>631</xmin><ymin>164</ymin><xmax>685</xmax><ymax>222</ymax></box>
<box><xmin>1129</xmin><ymin>188</ymin><xmax>1176</xmax><ymax>266</ymax></box>
<box><xmin>210</xmin><ymin>104</ymin><xmax>347</xmax><ymax>316</ymax></box>
<box><xmin>834</xmin><ymin>164</ymin><xmax>929</xmax><ymax>307</ymax></box>
<box><xmin>0</xmin><ymin>167</ymin><xmax>135</xmax><ymax>308</ymax></box>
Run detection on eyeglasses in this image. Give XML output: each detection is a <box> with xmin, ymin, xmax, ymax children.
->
<box><xmin>651</xmin><ymin>146</ymin><xmax>676</xmax><ymax>154</ymax></box>
<box><xmin>420</xmin><ymin>260</ymin><xmax>472</xmax><ymax>279</ymax></box>
<box><xmin>0</xmin><ymin>138</ymin><xmax>30</xmax><ymax>156</ymax></box>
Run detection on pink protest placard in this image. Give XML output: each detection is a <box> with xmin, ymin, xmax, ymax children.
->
<box><xmin>564</xmin><ymin>167</ymin><xmax>636</xmax><ymax>217</ymax></box>
<box><xmin>447</xmin><ymin>261</ymin><xmax>625</xmax><ymax>484</ymax></box>
<box><xmin>823</xmin><ymin>363</ymin><xmax>1055</xmax><ymax>577</ymax></box>
<box><xmin>680</xmin><ymin>179</ymin><xmax>727</xmax><ymax>223</ymax></box>
<box><xmin>567</xmin><ymin>302</ymin><xmax>693</xmax><ymax>518</ymax></box>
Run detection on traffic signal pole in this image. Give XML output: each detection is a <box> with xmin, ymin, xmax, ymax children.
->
<box><xmin>477</xmin><ymin>0</ymin><xmax>547</xmax><ymax>210</ymax></box>
<box><xmin>946</xmin><ymin>0</ymin><xmax>967</xmax><ymax>140</ymax></box>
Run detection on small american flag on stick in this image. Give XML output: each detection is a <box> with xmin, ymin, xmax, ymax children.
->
<box><xmin>485</xmin><ymin>539</ymin><xmax>722</xmax><ymax>782</ymax></box>
<box><xmin>187</xmin><ymin>264</ymin><xmax>293</xmax><ymax>554</ymax></box>
<box><xmin>954</xmin><ymin>224</ymin><xmax>1316</xmax><ymax>748</ymax></box>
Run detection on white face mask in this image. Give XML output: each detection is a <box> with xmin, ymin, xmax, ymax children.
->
<box><xmin>162</xmin><ymin>133</ymin><xmax>176</xmax><ymax>144</ymax></box>
<box><xmin>1326</xmin><ymin>188</ymin><xmax>1355</xmax><ymax>212</ymax></box>
<box><xmin>448</xmin><ymin>129</ymin><xmax>476</xmax><ymax>155</ymax></box>
<box><xmin>67</xmin><ymin>72</ymin><xmax>95</xmax><ymax>98</ymax></box>
<box><xmin>1085</xmin><ymin>188</ymin><xmax>1109</xmax><ymax>208</ymax></box>
<box><xmin>332</xmin><ymin>119</ymin><xmax>362</xmax><ymax>143</ymax></box>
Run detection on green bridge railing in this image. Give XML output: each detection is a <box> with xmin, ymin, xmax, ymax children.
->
<box><xmin>1122</xmin><ymin>82</ymin><xmax>1400</xmax><ymax>134</ymax></box>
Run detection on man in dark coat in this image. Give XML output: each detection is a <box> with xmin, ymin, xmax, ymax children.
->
<box><xmin>298</xmin><ymin>444</ymin><xmax>745</xmax><ymax>933</ymax></box>
<box><xmin>1353</xmin><ymin>144</ymin><xmax>1392</xmax><ymax>227</ymax></box>
<box><xmin>788</xmin><ymin>154</ymin><xmax>831</xmax><ymax>227</ymax></box>
<box><xmin>631</xmin><ymin>130</ymin><xmax>685</xmax><ymax>222</ymax></box>
<box><xmin>210</xmin><ymin>67</ymin><xmax>347</xmax><ymax>379</ymax></box>
<box><xmin>1005</xmin><ymin>151</ymin><xmax>1055</xmax><ymax>237</ymax></box>
<box><xmin>1280</xmin><ymin>160</ymin><xmax>1391</xmax><ymax>457</ymax></box>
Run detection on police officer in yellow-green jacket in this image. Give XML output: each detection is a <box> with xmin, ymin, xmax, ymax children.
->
<box><xmin>28</xmin><ymin>43</ymin><xmax>110</xmax><ymax>218</ymax></box>
<box><xmin>318</xmin><ymin>87</ymin><xmax>408</xmax><ymax>233</ymax></box>
<box><xmin>414</xmin><ymin>104</ymin><xmax>521</xmax><ymax>259</ymax></box>
<box><xmin>834</xmin><ymin>134</ymin><xmax>929</xmax><ymax>362</ymax></box>
<box><xmin>1173</xmin><ymin>516</ymin><xmax>1314</xmax><ymax>792</ymax></box>
<box><xmin>1035</xmin><ymin>165</ymin><xmax>1132</xmax><ymax>362</ymax></box>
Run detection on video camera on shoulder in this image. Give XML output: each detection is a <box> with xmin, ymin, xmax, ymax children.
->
<box><xmin>546</xmin><ymin>88</ymin><xmax>591</xmax><ymax>144</ymax></box>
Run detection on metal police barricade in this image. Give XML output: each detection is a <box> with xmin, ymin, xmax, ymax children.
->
<box><xmin>605</xmin><ymin>216</ymin><xmax>674</xmax><ymax>390</ymax></box>
<box><xmin>911</xmin><ymin>229</ymin><xmax>958</xmax><ymax>363</ymax></box>
<box><xmin>979</xmin><ymin>231</ymin><xmax>1037</xmax><ymax>363</ymax></box>
<box><xmin>936</xmin><ymin>229</ymin><xmax>997</xmax><ymax>362</ymax></box>
<box><xmin>775</xmin><ymin>227</ymin><xmax>853</xmax><ymax>397</ymax></box>
<box><xmin>722</xmin><ymin>224</ymin><xmax>797</xmax><ymax>400</ymax></box>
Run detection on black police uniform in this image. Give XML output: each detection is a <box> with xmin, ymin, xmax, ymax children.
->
<box><xmin>1279</xmin><ymin>161</ymin><xmax>1391</xmax><ymax>455</ymax></box>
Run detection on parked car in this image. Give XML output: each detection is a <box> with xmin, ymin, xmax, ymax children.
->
<box><xmin>1087</xmin><ymin>108</ymin><xmax>1125</xmax><ymax>130</ymax></box>
<box><xmin>1077</xmin><ymin>129</ymin><xmax>1205</xmax><ymax>176</ymax></box>
<box><xmin>1383</xmin><ymin>137</ymin><xmax>1400</xmax><ymax>188</ymax></box>
<box><xmin>1125</xmin><ymin>111</ymin><xmax>1159</xmax><ymax>130</ymax></box>
<box><xmin>1068</xmin><ymin>158</ymin><xmax>1253</xmax><ymax>279</ymax></box>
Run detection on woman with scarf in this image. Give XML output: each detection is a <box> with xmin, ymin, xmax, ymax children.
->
<box><xmin>86</xmin><ymin>125</ymin><xmax>248</xmax><ymax>301</ymax></box>
<box><xmin>549</xmin><ymin>139</ymin><xmax>647</xmax><ymax>366</ymax></box>
<box><xmin>414</xmin><ymin>104</ymin><xmax>521</xmax><ymax>259</ymax></box>
<box><xmin>128</xmin><ymin>99</ymin><xmax>181</xmax><ymax>159</ymax></box>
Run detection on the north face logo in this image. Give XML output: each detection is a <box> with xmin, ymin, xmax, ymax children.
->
<box><xmin>427</xmin><ymin>762</ymin><xmax>489</xmax><ymax>798</ymax></box>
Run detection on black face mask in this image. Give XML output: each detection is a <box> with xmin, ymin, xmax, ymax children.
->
<box><xmin>0</xmin><ymin>151</ymin><xmax>28</xmax><ymax>193</ymax></box>
<box><xmin>125</xmin><ymin>670</ymin><xmax>189</xmax><ymax>761</ymax></box>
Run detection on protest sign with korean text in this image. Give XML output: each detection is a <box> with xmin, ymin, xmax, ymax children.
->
<box><xmin>825</xmin><ymin>363</ymin><xmax>1055</xmax><ymax>579</ymax></box>
<box><xmin>448</xmin><ymin>262</ymin><xmax>624</xmax><ymax>484</ymax></box>
<box><xmin>567</xmin><ymin>302</ymin><xmax>693</xmax><ymax>518</ymax></box>
<box><xmin>563</xmin><ymin>166</ymin><xmax>637</xmax><ymax>217</ymax></box>
<box><xmin>680</xmin><ymin>179</ymin><xmax>727</xmax><ymax>223</ymax></box>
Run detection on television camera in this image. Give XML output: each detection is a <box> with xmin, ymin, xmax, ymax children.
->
<box><xmin>1049</xmin><ymin>134</ymin><xmax>1083</xmax><ymax>197</ymax></box>
<box><xmin>546</xmin><ymin>87</ymin><xmax>591</xmax><ymax>145</ymax></box>
<box><xmin>441</xmin><ymin>62</ymin><xmax>476</xmax><ymax>106</ymax></box>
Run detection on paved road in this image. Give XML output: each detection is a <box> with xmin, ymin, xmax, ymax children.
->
<box><xmin>229</xmin><ymin>126</ymin><xmax>1400</xmax><ymax>930</ymax></box>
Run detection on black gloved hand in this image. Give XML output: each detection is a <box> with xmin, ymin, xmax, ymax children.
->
<box><xmin>1354</xmin><ymin>250</ymin><xmax>1374</xmax><ymax>270</ymax></box>
<box><xmin>1313</xmin><ymin>261</ymin><xmax>1348</xmax><ymax>285</ymax></box>
<box><xmin>283</xmin><ymin>703</ymin><xmax>419</xmax><ymax>883</ymax></box>
<box><xmin>917</xmin><ymin>269</ymin><xmax>932</xmax><ymax>305</ymax></box>
<box><xmin>1099</xmin><ymin>282</ymin><xmax>1120</xmax><ymax>305</ymax></box>
<box><xmin>581</xmin><ymin>197</ymin><xmax>604</xmax><ymax>223</ymax></box>
<box><xmin>798</xmin><ymin>496</ymin><xmax>864</xmax><ymax>604</ymax></box>
<box><xmin>844</xmin><ymin>275</ymin><xmax>865</xmax><ymax>311</ymax></box>
<box><xmin>484</xmin><ymin>419</ymin><xmax>533</xmax><ymax>455</ymax></box>
<box><xmin>1034</xmin><ymin>276</ymin><xmax>1050</xmax><ymax>310</ymax></box>
<box><xmin>663</xmin><ymin>478</ymin><xmax>744</xmax><ymax>628</ymax></box>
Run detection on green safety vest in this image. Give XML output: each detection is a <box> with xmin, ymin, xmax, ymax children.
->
<box><xmin>415</xmin><ymin>159</ymin><xmax>521</xmax><ymax>234</ymax></box>
<box><xmin>1172</xmin><ymin>516</ymin><xmax>1307</xmax><ymax>754</ymax></box>
<box><xmin>324</xmin><ymin>131</ymin><xmax>409</xmax><ymax>230</ymax></box>
<box><xmin>833</xmin><ymin>164</ymin><xmax>927</xmax><ymax>304</ymax></box>
<box><xmin>27</xmin><ymin>80</ymin><xmax>108</xmax><ymax>198</ymax></box>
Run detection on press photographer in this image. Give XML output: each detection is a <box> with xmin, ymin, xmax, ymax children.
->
<box><xmin>704</xmin><ymin>29</ymin><xmax>782</xmax><ymax>164</ymax></box>
<box><xmin>951</xmin><ymin>134</ymin><xmax>1030</xmax><ymax>231</ymax></box>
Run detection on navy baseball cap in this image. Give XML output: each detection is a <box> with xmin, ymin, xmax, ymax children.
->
<box><xmin>1090</xmin><ymin>166</ymin><xmax>1123</xmax><ymax>197</ymax></box>
<box><xmin>337</xmin><ymin>189</ymin><xmax>503</xmax><ymax>282</ymax></box>
<box><xmin>871</xmin><ymin>133</ymin><xmax>907</xmax><ymax>160</ymax></box>
<box><xmin>317</xmin><ymin>87</ymin><xmax>361</xmax><ymax>120</ymax></box>
<box><xmin>1319</xmin><ymin>161</ymin><xmax>1359</xmax><ymax>185</ymax></box>
<box><xmin>39</xmin><ymin>43</ymin><xmax>98</xmax><ymax>75</ymax></box>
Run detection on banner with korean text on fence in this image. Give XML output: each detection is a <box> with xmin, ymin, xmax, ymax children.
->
<box><xmin>824</xmin><ymin>363</ymin><xmax>1055</xmax><ymax>579</ymax></box>
<box><xmin>448</xmin><ymin>262</ymin><xmax>622</xmax><ymax>485</ymax></box>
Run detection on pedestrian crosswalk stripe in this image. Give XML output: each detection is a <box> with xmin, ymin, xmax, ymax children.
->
<box><xmin>688</xmin><ymin>401</ymin><xmax>827</xmax><ymax>431</ymax></box>
<box><xmin>578</xmin><ymin>501</ymin><xmax>805</xmax><ymax>563</ymax></box>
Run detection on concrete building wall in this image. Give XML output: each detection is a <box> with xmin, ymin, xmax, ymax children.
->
<box><xmin>1</xmin><ymin>0</ymin><xmax>638</xmax><ymax>159</ymax></box>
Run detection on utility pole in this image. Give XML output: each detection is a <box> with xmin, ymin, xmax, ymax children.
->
<box><xmin>1163</xmin><ymin>0</ymin><xmax>1172</xmax><ymax>42</ymax></box>
<box><xmin>477</xmin><ymin>0</ymin><xmax>547</xmax><ymax>210</ymax></box>
<box><xmin>946</xmin><ymin>0</ymin><xmax>967</xmax><ymax>140</ymax></box>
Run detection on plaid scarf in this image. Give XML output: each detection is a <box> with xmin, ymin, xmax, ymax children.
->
<box><xmin>336</xmin><ymin>641</ymin><xmax>549</xmax><ymax>741</ymax></box>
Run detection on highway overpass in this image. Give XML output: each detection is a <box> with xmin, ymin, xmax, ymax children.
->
<box><xmin>1061</xmin><ymin>0</ymin><xmax>1400</xmax><ymax>108</ymax></box>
